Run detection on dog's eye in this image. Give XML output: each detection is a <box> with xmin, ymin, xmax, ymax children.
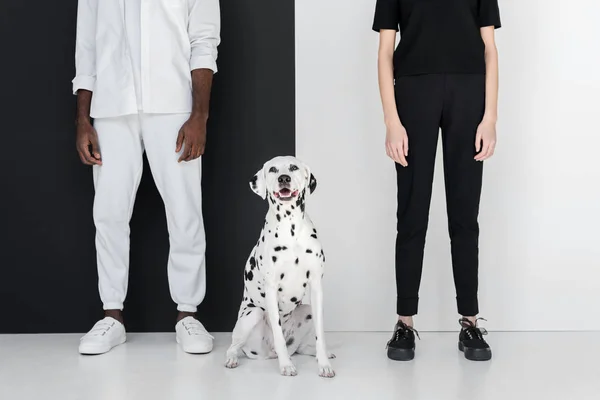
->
<box><xmin>289</xmin><ymin>165</ymin><xmax>299</xmax><ymax>172</ymax></box>
<box><xmin>268</xmin><ymin>167</ymin><xmax>278</xmax><ymax>173</ymax></box>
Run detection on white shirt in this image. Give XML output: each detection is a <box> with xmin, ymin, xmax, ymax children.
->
<box><xmin>72</xmin><ymin>0</ymin><xmax>220</xmax><ymax>119</ymax></box>
<box><xmin>125</xmin><ymin>0</ymin><xmax>143</xmax><ymax>111</ymax></box>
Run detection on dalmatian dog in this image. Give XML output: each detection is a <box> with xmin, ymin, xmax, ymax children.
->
<box><xmin>225</xmin><ymin>156</ymin><xmax>335</xmax><ymax>378</ymax></box>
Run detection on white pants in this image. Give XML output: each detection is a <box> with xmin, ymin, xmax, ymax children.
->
<box><xmin>93</xmin><ymin>113</ymin><xmax>206</xmax><ymax>313</ymax></box>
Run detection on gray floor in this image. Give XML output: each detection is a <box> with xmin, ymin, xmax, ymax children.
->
<box><xmin>1</xmin><ymin>332</ymin><xmax>599</xmax><ymax>400</ymax></box>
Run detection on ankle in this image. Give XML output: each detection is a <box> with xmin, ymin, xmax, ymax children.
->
<box><xmin>397</xmin><ymin>315</ymin><xmax>414</xmax><ymax>327</ymax></box>
<box><xmin>461</xmin><ymin>316</ymin><xmax>477</xmax><ymax>326</ymax></box>
<box><xmin>177</xmin><ymin>311</ymin><xmax>196</xmax><ymax>323</ymax></box>
<box><xmin>104</xmin><ymin>309</ymin><xmax>124</xmax><ymax>324</ymax></box>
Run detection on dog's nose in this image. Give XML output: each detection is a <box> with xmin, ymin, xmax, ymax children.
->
<box><xmin>278</xmin><ymin>175</ymin><xmax>291</xmax><ymax>184</ymax></box>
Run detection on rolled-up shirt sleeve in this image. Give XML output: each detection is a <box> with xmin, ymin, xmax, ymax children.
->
<box><xmin>72</xmin><ymin>0</ymin><xmax>98</xmax><ymax>94</ymax></box>
<box><xmin>188</xmin><ymin>0</ymin><xmax>221</xmax><ymax>73</ymax></box>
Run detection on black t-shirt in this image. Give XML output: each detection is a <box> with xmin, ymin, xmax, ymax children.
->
<box><xmin>372</xmin><ymin>0</ymin><xmax>501</xmax><ymax>77</ymax></box>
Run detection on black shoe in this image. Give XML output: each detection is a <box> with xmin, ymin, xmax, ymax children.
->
<box><xmin>386</xmin><ymin>321</ymin><xmax>419</xmax><ymax>361</ymax></box>
<box><xmin>458</xmin><ymin>318</ymin><xmax>492</xmax><ymax>361</ymax></box>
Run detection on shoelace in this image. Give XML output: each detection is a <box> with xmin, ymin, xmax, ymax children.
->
<box><xmin>386</xmin><ymin>321</ymin><xmax>420</xmax><ymax>349</ymax></box>
<box><xmin>460</xmin><ymin>317</ymin><xmax>488</xmax><ymax>341</ymax></box>
<box><xmin>183</xmin><ymin>320</ymin><xmax>214</xmax><ymax>339</ymax></box>
<box><xmin>87</xmin><ymin>320</ymin><xmax>115</xmax><ymax>337</ymax></box>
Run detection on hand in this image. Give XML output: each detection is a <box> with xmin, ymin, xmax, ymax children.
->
<box><xmin>76</xmin><ymin>119</ymin><xmax>102</xmax><ymax>166</ymax></box>
<box><xmin>385</xmin><ymin>117</ymin><xmax>409</xmax><ymax>167</ymax></box>
<box><xmin>474</xmin><ymin>119</ymin><xmax>497</xmax><ymax>161</ymax></box>
<box><xmin>176</xmin><ymin>115</ymin><xmax>207</xmax><ymax>163</ymax></box>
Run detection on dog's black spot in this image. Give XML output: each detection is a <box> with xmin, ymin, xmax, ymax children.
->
<box><xmin>315</xmin><ymin>335</ymin><xmax>318</xmax><ymax>341</ymax></box>
<box><xmin>286</xmin><ymin>210</ymin><xmax>291</xmax><ymax>216</ymax></box>
<box><xmin>286</xmin><ymin>337</ymin><xmax>295</xmax><ymax>346</ymax></box>
<box><xmin>290</xmin><ymin>297</ymin><xmax>297</xmax><ymax>303</ymax></box>
<box><xmin>313</xmin><ymin>228</ymin><xmax>317</xmax><ymax>234</ymax></box>
<box><xmin>249</xmin><ymin>257</ymin><xmax>256</xmax><ymax>270</ymax></box>
<box><xmin>278</xmin><ymin>319</ymin><xmax>281</xmax><ymax>326</ymax></box>
<box><xmin>292</xmin><ymin>224</ymin><xmax>295</xmax><ymax>230</ymax></box>
<box><xmin>244</xmin><ymin>297</ymin><xmax>247</xmax><ymax>301</ymax></box>
<box><xmin>276</xmin><ymin>214</ymin><xmax>281</xmax><ymax>222</ymax></box>
<box><xmin>295</xmin><ymin>258</ymin><xmax>299</xmax><ymax>264</ymax></box>
<box><xmin>306</xmin><ymin>314</ymin><xmax>313</xmax><ymax>321</ymax></box>
<box><xmin>272</xmin><ymin>256</ymin><xmax>277</xmax><ymax>263</ymax></box>
<box><xmin>291</xmin><ymin>205</ymin><xmax>295</xmax><ymax>210</ymax></box>
<box><xmin>270</xmin><ymin>197</ymin><xmax>276</xmax><ymax>205</ymax></box>
<box><xmin>307</xmin><ymin>271</ymin><xmax>311</xmax><ymax>279</ymax></box>
<box><xmin>284</xmin><ymin>312</ymin><xmax>291</xmax><ymax>318</ymax></box>
<box><xmin>261</xmin><ymin>236</ymin><xmax>265</xmax><ymax>242</ymax></box>
<box><xmin>248</xmin><ymin>303</ymin><xmax>256</xmax><ymax>308</ymax></box>
<box><xmin>303</xmin><ymin>283</ymin><xmax>307</xmax><ymax>287</ymax></box>
<box><xmin>321</xmin><ymin>250</ymin><xmax>325</xmax><ymax>262</ymax></box>
<box><xmin>278</xmin><ymin>287</ymin><xmax>283</xmax><ymax>292</ymax></box>
<box><xmin>250</xmin><ymin>175</ymin><xmax>258</xmax><ymax>188</ymax></box>
<box><xmin>274</xmin><ymin>246</ymin><xmax>287</xmax><ymax>252</ymax></box>
<box><xmin>298</xmin><ymin>322</ymin><xmax>302</xmax><ymax>328</ymax></box>
<box><xmin>306</xmin><ymin>249</ymin><xmax>313</xmax><ymax>254</ymax></box>
<box><xmin>280</xmin><ymin>273</ymin><xmax>285</xmax><ymax>279</ymax></box>
<box><xmin>291</xmin><ymin>229</ymin><xmax>295</xmax><ymax>237</ymax></box>
<box><xmin>275</xmin><ymin>233</ymin><xmax>278</xmax><ymax>238</ymax></box>
<box><xmin>268</xmin><ymin>230</ymin><xmax>271</xmax><ymax>233</ymax></box>
<box><xmin>311</xmin><ymin>234</ymin><xmax>317</xmax><ymax>239</ymax></box>
<box><xmin>260</xmin><ymin>292</ymin><xmax>265</xmax><ymax>298</ymax></box>
<box><xmin>260</xmin><ymin>307</ymin><xmax>265</xmax><ymax>311</ymax></box>
<box><xmin>245</xmin><ymin>270</ymin><xmax>254</xmax><ymax>281</ymax></box>
<box><xmin>259</xmin><ymin>255</ymin><xmax>263</xmax><ymax>260</ymax></box>
<box><xmin>251</xmin><ymin>351</ymin><xmax>258</xmax><ymax>356</ymax></box>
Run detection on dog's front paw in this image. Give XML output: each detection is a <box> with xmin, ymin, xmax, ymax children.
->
<box><xmin>318</xmin><ymin>363</ymin><xmax>335</xmax><ymax>378</ymax></box>
<box><xmin>279</xmin><ymin>363</ymin><xmax>298</xmax><ymax>376</ymax></box>
<box><xmin>225</xmin><ymin>356</ymin><xmax>239</xmax><ymax>369</ymax></box>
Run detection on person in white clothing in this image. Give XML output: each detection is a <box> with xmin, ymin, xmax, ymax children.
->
<box><xmin>73</xmin><ymin>0</ymin><xmax>220</xmax><ymax>355</ymax></box>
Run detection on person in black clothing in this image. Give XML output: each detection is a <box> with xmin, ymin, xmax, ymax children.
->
<box><xmin>373</xmin><ymin>0</ymin><xmax>501</xmax><ymax>361</ymax></box>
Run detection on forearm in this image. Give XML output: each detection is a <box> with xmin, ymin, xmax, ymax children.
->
<box><xmin>378</xmin><ymin>52</ymin><xmax>400</xmax><ymax>124</ymax></box>
<box><xmin>190</xmin><ymin>69</ymin><xmax>214</xmax><ymax>121</ymax></box>
<box><xmin>483</xmin><ymin>44</ymin><xmax>499</xmax><ymax>123</ymax></box>
<box><xmin>76</xmin><ymin>90</ymin><xmax>93</xmax><ymax>124</ymax></box>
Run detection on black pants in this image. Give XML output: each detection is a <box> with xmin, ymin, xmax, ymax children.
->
<box><xmin>394</xmin><ymin>74</ymin><xmax>485</xmax><ymax>317</ymax></box>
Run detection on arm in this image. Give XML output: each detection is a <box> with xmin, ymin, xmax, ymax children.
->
<box><xmin>73</xmin><ymin>0</ymin><xmax>101</xmax><ymax>166</ymax></box>
<box><xmin>175</xmin><ymin>0</ymin><xmax>221</xmax><ymax>163</ymax></box>
<box><xmin>474</xmin><ymin>27</ymin><xmax>498</xmax><ymax>161</ymax></box>
<box><xmin>378</xmin><ymin>31</ymin><xmax>408</xmax><ymax>166</ymax></box>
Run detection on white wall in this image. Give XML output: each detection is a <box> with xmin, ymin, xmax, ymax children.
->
<box><xmin>296</xmin><ymin>0</ymin><xmax>600</xmax><ymax>331</ymax></box>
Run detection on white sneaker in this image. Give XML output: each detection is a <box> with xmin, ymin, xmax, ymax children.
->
<box><xmin>176</xmin><ymin>316</ymin><xmax>214</xmax><ymax>354</ymax></box>
<box><xmin>79</xmin><ymin>317</ymin><xmax>126</xmax><ymax>355</ymax></box>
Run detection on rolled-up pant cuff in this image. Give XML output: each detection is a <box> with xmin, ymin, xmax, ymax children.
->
<box><xmin>397</xmin><ymin>297</ymin><xmax>419</xmax><ymax>317</ymax></box>
<box><xmin>177</xmin><ymin>304</ymin><xmax>198</xmax><ymax>313</ymax></box>
<box><xmin>457</xmin><ymin>297</ymin><xmax>479</xmax><ymax>317</ymax></box>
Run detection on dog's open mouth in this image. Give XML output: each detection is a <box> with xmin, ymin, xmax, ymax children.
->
<box><xmin>274</xmin><ymin>188</ymin><xmax>299</xmax><ymax>201</ymax></box>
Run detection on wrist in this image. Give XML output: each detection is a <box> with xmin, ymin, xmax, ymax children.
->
<box><xmin>384</xmin><ymin>114</ymin><xmax>401</xmax><ymax>127</ymax></box>
<box><xmin>190</xmin><ymin>112</ymin><xmax>209</xmax><ymax>123</ymax></box>
<box><xmin>75</xmin><ymin>116</ymin><xmax>91</xmax><ymax>126</ymax></box>
<box><xmin>482</xmin><ymin>114</ymin><xmax>497</xmax><ymax>124</ymax></box>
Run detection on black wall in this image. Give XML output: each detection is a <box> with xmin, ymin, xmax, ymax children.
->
<box><xmin>0</xmin><ymin>0</ymin><xmax>295</xmax><ymax>333</ymax></box>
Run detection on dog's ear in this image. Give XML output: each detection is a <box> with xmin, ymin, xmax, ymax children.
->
<box><xmin>301</xmin><ymin>162</ymin><xmax>317</xmax><ymax>195</ymax></box>
<box><xmin>249</xmin><ymin>167</ymin><xmax>267</xmax><ymax>199</ymax></box>
<box><xmin>309</xmin><ymin>173</ymin><xmax>317</xmax><ymax>194</ymax></box>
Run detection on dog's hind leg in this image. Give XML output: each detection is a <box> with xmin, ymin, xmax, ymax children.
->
<box><xmin>225</xmin><ymin>307</ymin><xmax>263</xmax><ymax>369</ymax></box>
<box><xmin>290</xmin><ymin>305</ymin><xmax>336</xmax><ymax>359</ymax></box>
